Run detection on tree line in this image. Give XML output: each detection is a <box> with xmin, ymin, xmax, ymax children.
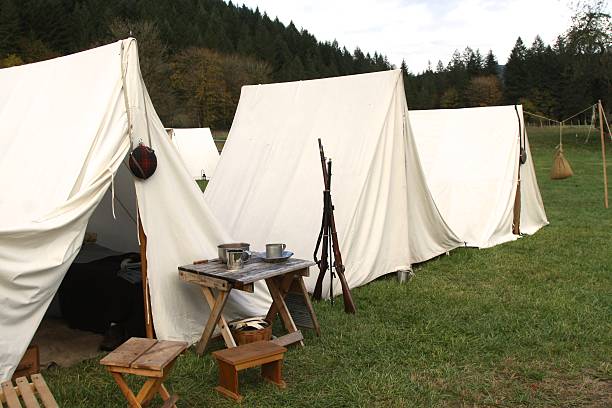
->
<box><xmin>403</xmin><ymin>1</ymin><xmax>611</xmax><ymax>119</ymax></box>
<box><xmin>0</xmin><ymin>0</ymin><xmax>392</xmax><ymax>128</ymax></box>
<box><xmin>0</xmin><ymin>0</ymin><xmax>610</xmax><ymax>127</ymax></box>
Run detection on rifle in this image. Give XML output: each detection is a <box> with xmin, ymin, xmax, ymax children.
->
<box><xmin>313</xmin><ymin>139</ymin><xmax>356</xmax><ymax>314</ymax></box>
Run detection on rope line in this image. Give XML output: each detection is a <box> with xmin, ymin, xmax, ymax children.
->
<box><xmin>524</xmin><ymin>103</ymin><xmax>599</xmax><ymax>125</ymax></box>
<box><xmin>524</xmin><ymin>110</ymin><xmax>560</xmax><ymax>123</ymax></box>
<box><xmin>561</xmin><ymin>104</ymin><xmax>598</xmax><ymax>124</ymax></box>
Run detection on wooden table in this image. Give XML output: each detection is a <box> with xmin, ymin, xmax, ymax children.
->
<box><xmin>100</xmin><ymin>338</ymin><xmax>188</xmax><ymax>408</ymax></box>
<box><xmin>178</xmin><ymin>255</ymin><xmax>320</xmax><ymax>355</ymax></box>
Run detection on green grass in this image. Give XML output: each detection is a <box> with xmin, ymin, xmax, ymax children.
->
<box><xmin>212</xmin><ymin>129</ymin><xmax>229</xmax><ymax>153</ymax></box>
<box><xmin>44</xmin><ymin>126</ymin><xmax>611</xmax><ymax>407</ymax></box>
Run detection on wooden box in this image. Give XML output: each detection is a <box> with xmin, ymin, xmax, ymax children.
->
<box><xmin>12</xmin><ymin>345</ymin><xmax>40</xmax><ymax>380</ymax></box>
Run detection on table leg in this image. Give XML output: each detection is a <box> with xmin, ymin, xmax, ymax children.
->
<box><xmin>201</xmin><ymin>287</ymin><xmax>237</xmax><ymax>349</ymax></box>
<box><xmin>293</xmin><ymin>276</ymin><xmax>321</xmax><ymax>336</ymax></box>
<box><xmin>265</xmin><ymin>273</ymin><xmax>296</xmax><ymax>323</ymax></box>
<box><xmin>196</xmin><ymin>288</ymin><xmax>232</xmax><ymax>355</ymax></box>
<box><xmin>215</xmin><ymin>361</ymin><xmax>242</xmax><ymax>402</ymax></box>
<box><xmin>110</xmin><ymin>372</ymin><xmax>142</xmax><ymax>408</ymax></box>
<box><xmin>136</xmin><ymin>378</ymin><xmax>163</xmax><ymax>405</ymax></box>
<box><xmin>158</xmin><ymin>384</ymin><xmax>178</xmax><ymax>408</ymax></box>
<box><xmin>261</xmin><ymin>360</ymin><xmax>286</xmax><ymax>388</ymax></box>
<box><xmin>265</xmin><ymin>277</ymin><xmax>304</xmax><ymax>347</ymax></box>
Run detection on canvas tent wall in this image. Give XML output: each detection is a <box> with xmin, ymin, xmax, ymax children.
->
<box><xmin>0</xmin><ymin>39</ymin><xmax>268</xmax><ymax>381</ymax></box>
<box><xmin>167</xmin><ymin>127</ymin><xmax>220</xmax><ymax>179</ymax></box>
<box><xmin>204</xmin><ymin>70</ymin><xmax>463</xmax><ymax>297</ymax></box>
<box><xmin>408</xmin><ymin>105</ymin><xmax>548</xmax><ymax>248</ymax></box>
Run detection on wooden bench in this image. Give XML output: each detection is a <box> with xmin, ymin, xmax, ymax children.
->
<box><xmin>0</xmin><ymin>374</ymin><xmax>59</xmax><ymax>408</ymax></box>
<box><xmin>100</xmin><ymin>337</ymin><xmax>188</xmax><ymax>408</ymax></box>
<box><xmin>212</xmin><ymin>340</ymin><xmax>287</xmax><ymax>402</ymax></box>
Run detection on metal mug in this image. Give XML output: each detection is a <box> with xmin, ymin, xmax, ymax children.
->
<box><xmin>226</xmin><ymin>249</ymin><xmax>250</xmax><ymax>270</ymax></box>
<box><xmin>266</xmin><ymin>243</ymin><xmax>286</xmax><ymax>258</ymax></box>
<box><xmin>218</xmin><ymin>243</ymin><xmax>250</xmax><ymax>263</ymax></box>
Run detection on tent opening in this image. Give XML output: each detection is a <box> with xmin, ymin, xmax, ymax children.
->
<box><xmin>33</xmin><ymin>160</ymin><xmax>146</xmax><ymax>370</ymax></box>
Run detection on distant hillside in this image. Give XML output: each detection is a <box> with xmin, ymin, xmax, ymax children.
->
<box><xmin>0</xmin><ymin>0</ymin><xmax>394</xmax><ymax>127</ymax></box>
<box><xmin>1</xmin><ymin>0</ymin><xmax>609</xmax><ymax>124</ymax></box>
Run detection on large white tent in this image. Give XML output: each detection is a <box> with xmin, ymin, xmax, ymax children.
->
<box><xmin>408</xmin><ymin>106</ymin><xmax>548</xmax><ymax>248</ymax></box>
<box><xmin>205</xmin><ymin>70</ymin><xmax>463</xmax><ymax>297</ymax></box>
<box><xmin>167</xmin><ymin>127</ymin><xmax>220</xmax><ymax>179</ymax></box>
<box><xmin>0</xmin><ymin>39</ymin><xmax>267</xmax><ymax>381</ymax></box>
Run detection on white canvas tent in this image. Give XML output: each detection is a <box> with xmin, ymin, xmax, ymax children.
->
<box><xmin>204</xmin><ymin>70</ymin><xmax>463</xmax><ymax>297</ymax></box>
<box><xmin>167</xmin><ymin>127</ymin><xmax>220</xmax><ymax>179</ymax></box>
<box><xmin>0</xmin><ymin>39</ymin><xmax>268</xmax><ymax>381</ymax></box>
<box><xmin>408</xmin><ymin>106</ymin><xmax>548</xmax><ymax>248</ymax></box>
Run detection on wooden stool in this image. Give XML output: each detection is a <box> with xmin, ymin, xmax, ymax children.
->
<box><xmin>100</xmin><ymin>337</ymin><xmax>188</xmax><ymax>408</ymax></box>
<box><xmin>0</xmin><ymin>374</ymin><xmax>59</xmax><ymax>408</ymax></box>
<box><xmin>212</xmin><ymin>341</ymin><xmax>287</xmax><ymax>402</ymax></box>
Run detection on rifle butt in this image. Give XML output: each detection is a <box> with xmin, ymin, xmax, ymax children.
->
<box><xmin>312</xmin><ymin>264</ymin><xmax>327</xmax><ymax>300</ymax></box>
<box><xmin>337</xmin><ymin>271</ymin><xmax>356</xmax><ymax>314</ymax></box>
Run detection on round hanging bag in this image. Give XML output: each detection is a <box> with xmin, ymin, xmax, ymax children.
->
<box><xmin>129</xmin><ymin>143</ymin><xmax>157</xmax><ymax>179</ymax></box>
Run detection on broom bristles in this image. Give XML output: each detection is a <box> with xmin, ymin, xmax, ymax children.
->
<box><xmin>551</xmin><ymin>146</ymin><xmax>573</xmax><ymax>179</ymax></box>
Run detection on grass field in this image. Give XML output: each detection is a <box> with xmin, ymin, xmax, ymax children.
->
<box><xmin>44</xmin><ymin>126</ymin><xmax>611</xmax><ymax>407</ymax></box>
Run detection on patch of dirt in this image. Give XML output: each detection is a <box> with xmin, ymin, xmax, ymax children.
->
<box><xmin>31</xmin><ymin>317</ymin><xmax>104</xmax><ymax>368</ymax></box>
<box><xmin>536</xmin><ymin>375</ymin><xmax>612</xmax><ymax>407</ymax></box>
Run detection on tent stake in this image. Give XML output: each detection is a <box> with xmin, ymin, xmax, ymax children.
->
<box><xmin>599</xmin><ymin>100</ymin><xmax>609</xmax><ymax>209</ymax></box>
<box><xmin>138</xmin><ymin>212</ymin><xmax>155</xmax><ymax>338</ymax></box>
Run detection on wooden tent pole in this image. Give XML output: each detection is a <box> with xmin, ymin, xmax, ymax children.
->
<box><xmin>512</xmin><ymin>179</ymin><xmax>521</xmax><ymax>234</ymax></box>
<box><xmin>512</xmin><ymin>108</ymin><xmax>522</xmax><ymax>235</ymax></box>
<box><xmin>138</xmin><ymin>212</ymin><xmax>155</xmax><ymax>338</ymax></box>
<box><xmin>599</xmin><ymin>100</ymin><xmax>609</xmax><ymax>209</ymax></box>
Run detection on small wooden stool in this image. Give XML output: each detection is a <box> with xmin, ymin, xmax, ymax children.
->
<box><xmin>100</xmin><ymin>337</ymin><xmax>188</xmax><ymax>408</ymax></box>
<box><xmin>1</xmin><ymin>374</ymin><xmax>59</xmax><ymax>408</ymax></box>
<box><xmin>212</xmin><ymin>341</ymin><xmax>287</xmax><ymax>402</ymax></box>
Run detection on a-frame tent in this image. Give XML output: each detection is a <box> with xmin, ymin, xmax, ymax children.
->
<box><xmin>167</xmin><ymin>127</ymin><xmax>220</xmax><ymax>179</ymax></box>
<box><xmin>0</xmin><ymin>39</ymin><xmax>268</xmax><ymax>381</ymax></box>
<box><xmin>408</xmin><ymin>106</ymin><xmax>548</xmax><ymax>248</ymax></box>
<box><xmin>204</xmin><ymin>70</ymin><xmax>463</xmax><ymax>297</ymax></box>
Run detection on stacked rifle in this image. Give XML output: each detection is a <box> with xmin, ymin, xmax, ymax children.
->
<box><xmin>313</xmin><ymin>139</ymin><xmax>356</xmax><ymax>314</ymax></box>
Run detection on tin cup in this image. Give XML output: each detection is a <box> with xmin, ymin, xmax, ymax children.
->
<box><xmin>266</xmin><ymin>243</ymin><xmax>286</xmax><ymax>259</ymax></box>
<box><xmin>226</xmin><ymin>249</ymin><xmax>250</xmax><ymax>270</ymax></box>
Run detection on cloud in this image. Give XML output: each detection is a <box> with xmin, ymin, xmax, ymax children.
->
<box><xmin>231</xmin><ymin>0</ymin><xmax>574</xmax><ymax>72</ymax></box>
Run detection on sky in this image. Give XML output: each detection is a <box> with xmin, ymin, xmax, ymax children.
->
<box><xmin>230</xmin><ymin>0</ymin><xmax>577</xmax><ymax>72</ymax></box>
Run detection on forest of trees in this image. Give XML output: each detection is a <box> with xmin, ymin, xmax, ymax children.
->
<box><xmin>0</xmin><ymin>0</ymin><xmax>610</xmax><ymax>128</ymax></box>
<box><xmin>402</xmin><ymin>1</ymin><xmax>611</xmax><ymax>119</ymax></box>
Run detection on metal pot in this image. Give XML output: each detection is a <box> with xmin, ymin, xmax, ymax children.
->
<box><xmin>218</xmin><ymin>243</ymin><xmax>250</xmax><ymax>262</ymax></box>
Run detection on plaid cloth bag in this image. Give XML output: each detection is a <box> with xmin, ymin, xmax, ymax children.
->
<box><xmin>129</xmin><ymin>142</ymin><xmax>157</xmax><ymax>179</ymax></box>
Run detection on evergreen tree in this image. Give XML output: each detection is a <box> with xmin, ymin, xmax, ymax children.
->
<box><xmin>400</xmin><ymin>59</ymin><xmax>408</xmax><ymax>74</ymax></box>
<box><xmin>504</xmin><ymin>37</ymin><xmax>529</xmax><ymax>103</ymax></box>
<box><xmin>484</xmin><ymin>50</ymin><xmax>498</xmax><ymax>76</ymax></box>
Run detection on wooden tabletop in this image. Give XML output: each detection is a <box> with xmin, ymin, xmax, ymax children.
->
<box><xmin>178</xmin><ymin>255</ymin><xmax>315</xmax><ymax>285</ymax></box>
<box><xmin>100</xmin><ymin>338</ymin><xmax>188</xmax><ymax>371</ymax></box>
